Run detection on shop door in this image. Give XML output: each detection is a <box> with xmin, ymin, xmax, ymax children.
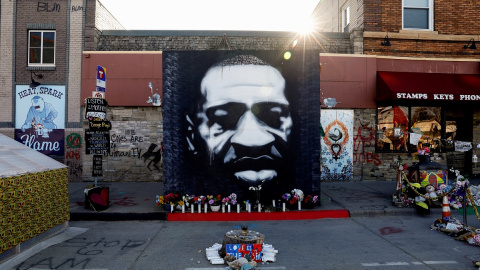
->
<box><xmin>445</xmin><ymin>108</ymin><xmax>473</xmax><ymax>176</ymax></box>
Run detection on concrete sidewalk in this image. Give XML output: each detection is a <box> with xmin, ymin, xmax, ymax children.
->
<box><xmin>69</xmin><ymin>180</ymin><xmax>441</xmax><ymax>221</ymax></box>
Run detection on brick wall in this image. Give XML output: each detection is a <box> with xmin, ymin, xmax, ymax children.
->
<box><xmin>363</xmin><ymin>0</ymin><xmax>480</xmax><ymax>58</ymax></box>
<box><xmin>0</xmin><ymin>0</ymin><xmax>14</xmax><ymax>124</ymax></box>
<box><xmin>97</xmin><ymin>32</ymin><xmax>353</xmax><ymax>53</ymax></box>
<box><xmin>95</xmin><ymin>1</ymin><xmax>125</xmax><ymax>31</ymax></box>
<box><xmin>82</xmin><ymin>107</ymin><xmax>164</xmax><ymax>182</ymax></box>
<box><xmin>15</xmin><ymin>1</ymin><xmax>68</xmax><ymax>83</ymax></box>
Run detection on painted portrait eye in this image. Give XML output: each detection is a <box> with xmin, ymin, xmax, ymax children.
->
<box><xmin>253</xmin><ymin>102</ymin><xmax>290</xmax><ymax>129</ymax></box>
<box><xmin>206</xmin><ymin>102</ymin><xmax>247</xmax><ymax>131</ymax></box>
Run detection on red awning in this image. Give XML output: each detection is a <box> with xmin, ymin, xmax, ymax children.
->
<box><xmin>376</xmin><ymin>71</ymin><xmax>480</xmax><ymax>102</ymax></box>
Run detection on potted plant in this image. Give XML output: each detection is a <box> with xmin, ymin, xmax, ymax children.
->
<box><xmin>207</xmin><ymin>194</ymin><xmax>222</xmax><ymax>212</ymax></box>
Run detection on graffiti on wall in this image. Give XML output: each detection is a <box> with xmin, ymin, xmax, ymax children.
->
<box><xmin>353</xmin><ymin>120</ymin><xmax>381</xmax><ymax>166</ymax></box>
<box><xmin>321</xmin><ymin>110</ymin><xmax>353</xmax><ymax>181</ymax></box>
<box><xmin>15</xmin><ymin>85</ymin><xmax>65</xmax><ymax>156</ymax></box>
<box><xmin>105</xmin><ymin>121</ymin><xmax>162</xmax><ymax>171</ymax></box>
<box><xmin>37</xmin><ymin>2</ymin><xmax>61</xmax><ymax>12</ymax></box>
<box><xmin>163</xmin><ymin>50</ymin><xmax>320</xmax><ymax>200</ymax></box>
<box><xmin>65</xmin><ymin>133</ymin><xmax>83</xmax><ymax>182</ymax></box>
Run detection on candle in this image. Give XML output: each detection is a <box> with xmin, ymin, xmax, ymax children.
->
<box><xmin>228</xmin><ymin>204</ymin><xmax>231</xmax><ymax>213</ymax></box>
<box><xmin>272</xmin><ymin>200</ymin><xmax>275</xmax><ymax>208</ymax></box>
<box><xmin>282</xmin><ymin>203</ymin><xmax>285</xmax><ymax>212</ymax></box>
<box><xmin>182</xmin><ymin>204</ymin><xmax>185</xmax><ymax>213</ymax></box>
<box><xmin>258</xmin><ymin>203</ymin><xmax>261</xmax><ymax>212</ymax></box>
<box><xmin>298</xmin><ymin>201</ymin><xmax>301</xmax><ymax>211</ymax></box>
<box><xmin>237</xmin><ymin>204</ymin><xmax>240</xmax><ymax>213</ymax></box>
<box><xmin>222</xmin><ymin>204</ymin><xmax>225</xmax><ymax>213</ymax></box>
<box><xmin>204</xmin><ymin>204</ymin><xmax>207</xmax><ymax>213</ymax></box>
<box><xmin>248</xmin><ymin>203</ymin><xmax>251</xmax><ymax>213</ymax></box>
<box><xmin>170</xmin><ymin>204</ymin><xmax>173</xmax><ymax>213</ymax></box>
<box><xmin>191</xmin><ymin>205</ymin><xmax>194</xmax><ymax>213</ymax></box>
<box><xmin>198</xmin><ymin>204</ymin><xmax>201</xmax><ymax>213</ymax></box>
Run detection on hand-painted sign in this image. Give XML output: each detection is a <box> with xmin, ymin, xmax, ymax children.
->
<box><xmin>92</xmin><ymin>155</ymin><xmax>103</xmax><ymax>177</ymax></box>
<box><xmin>14</xmin><ymin>85</ymin><xmax>66</xmax><ymax>155</ymax></box>
<box><xmin>85</xmin><ymin>98</ymin><xmax>108</xmax><ymax>120</ymax></box>
<box><xmin>88</xmin><ymin>117</ymin><xmax>112</xmax><ymax>131</ymax></box>
<box><xmin>226</xmin><ymin>244</ymin><xmax>262</xmax><ymax>262</ymax></box>
<box><xmin>85</xmin><ymin>130</ymin><xmax>110</xmax><ymax>155</ymax></box>
<box><xmin>96</xmin><ymin>66</ymin><xmax>106</xmax><ymax>92</ymax></box>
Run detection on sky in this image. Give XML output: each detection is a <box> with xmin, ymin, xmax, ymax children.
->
<box><xmin>98</xmin><ymin>0</ymin><xmax>320</xmax><ymax>32</ymax></box>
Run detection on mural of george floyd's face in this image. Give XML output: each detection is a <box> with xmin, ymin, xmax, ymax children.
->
<box><xmin>188</xmin><ymin>56</ymin><xmax>293</xmax><ymax>184</ymax></box>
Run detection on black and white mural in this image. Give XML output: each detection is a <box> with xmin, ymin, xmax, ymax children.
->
<box><xmin>163</xmin><ymin>51</ymin><xmax>320</xmax><ymax>202</ymax></box>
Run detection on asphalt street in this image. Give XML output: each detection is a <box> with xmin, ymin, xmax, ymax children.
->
<box><xmin>5</xmin><ymin>216</ymin><xmax>480</xmax><ymax>270</ymax></box>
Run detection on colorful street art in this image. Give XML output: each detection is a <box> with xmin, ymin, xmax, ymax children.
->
<box><xmin>321</xmin><ymin>110</ymin><xmax>354</xmax><ymax>181</ymax></box>
<box><xmin>163</xmin><ymin>50</ymin><xmax>320</xmax><ymax>201</ymax></box>
<box><xmin>15</xmin><ymin>85</ymin><xmax>66</xmax><ymax>156</ymax></box>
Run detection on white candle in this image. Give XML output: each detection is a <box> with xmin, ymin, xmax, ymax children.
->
<box><xmin>272</xmin><ymin>200</ymin><xmax>275</xmax><ymax>207</ymax></box>
<box><xmin>182</xmin><ymin>204</ymin><xmax>185</xmax><ymax>213</ymax></box>
<box><xmin>258</xmin><ymin>203</ymin><xmax>261</xmax><ymax>212</ymax></box>
<box><xmin>204</xmin><ymin>204</ymin><xmax>207</xmax><ymax>213</ymax></box>
<box><xmin>248</xmin><ymin>203</ymin><xmax>251</xmax><ymax>213</ymax></box>
<box><xmin>222</xmin><ymin>204</ymin><xmax>225</xmax><ymax>213</ymax></box>
<box><xmin>170</xmin><ymin>204</ymin><xmax>173</xmax><ymax>213</ymax></box>
<box><xmin>228</xmin><ymin>204</ymin><xmax>231</xmax><ymax>213</ymax></box>
<box><xmin>237</xmin><ymin>204</ymin><xmax>240</xmax><ymax>213</ymax></box>
<box><xmin>298</xmin><ymin>201</ymin><xmax>301</xmax><ymax>211</ymax></box>
<box><xmin>191</xmin><ymin>205</ymin><xmax>194</xmax><ymax>213</ymax></box>
<box><xmin>282</xmin><ymin>203</ymin><xmax>285</xmax><ymax>212</ymax></box>
<box><xmin>198</xmin><ymin>204</ymin><xmax>201</xmax><ymax>213</ymax></box>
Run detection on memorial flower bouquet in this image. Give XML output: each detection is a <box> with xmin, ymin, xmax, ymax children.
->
<box><xmin>222</xmin><ymin>193</ymin><xmax>238</xmax><ymax>205</ymax></box>
<box><xmin>418</xmin><ymin>146</ymin><xmax>431</xmax><ymax>156</ymax></box>
<box><xmin>156</xmin><ymin>192</ymin><xmax>180</xmax><ymax>206</ymax></box>
<box><xmin>194</xmin><ymin>195</ymin><xmax>207</xmax><ymax>205</ymax></box>
<box><xmin>207</xmin><ymin>194</ymin><xmax>222</xmax><ymax>206</ymax></box>
<box><xmin>303</xmin><ymin>195</ymin><xmax>319</xmax><ymax>204</ymax></box>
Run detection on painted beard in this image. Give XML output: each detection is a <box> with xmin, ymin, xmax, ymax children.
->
<box><xmin>207</xmin><ymin>135</ymin><xmax>289</xmax><ymax>183</ymax></box>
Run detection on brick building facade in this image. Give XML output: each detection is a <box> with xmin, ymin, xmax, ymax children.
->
<box><xmin>314</xmin><ymin>0</ymin><xmax>480</xmax><ymax>181</ymax></box>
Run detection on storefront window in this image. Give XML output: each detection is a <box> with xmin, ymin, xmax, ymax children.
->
<box><xmin>411</xmin><ymin>107</ymin><xmax>442</xmax><ymax>151</ymax></box>
<box><xmin>376</xmin><ymin>106</ymin><xmax>447</xmax><ymax>152</ymax></box>
<box><xmin>377</xmin><ymin>106</ymin><xmax>409</xmax><ymax>151</ymax></box>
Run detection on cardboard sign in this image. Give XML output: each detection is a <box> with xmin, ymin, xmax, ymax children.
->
<box><xmin>92</xmin><ymin>155</ymin><xmax>103</xmax><ymax>177</ymax></box>
<box><xmin>88</xmin><ymin>117</ymin><xmax>112</xmax><ymax>131</ymax></box>
<box><xmin>226</xmin><ymin>244</ymin><xmax>262</xmax><ymax>262</ymax></box>
<box><xmin>85</xmin><ymin>130</ymin><xmax>110</xmax><ymax>155</ymax></box>
<box><xmin>85</xmin><ymin>98</ymin><xmax>108</xmax><ymax>120</ymax></box>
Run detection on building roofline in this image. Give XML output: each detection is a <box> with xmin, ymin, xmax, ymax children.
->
<box><xmin>100</xmin><ymin>30</ymin><xmax>349</xmax><ymax>39</ymax></box>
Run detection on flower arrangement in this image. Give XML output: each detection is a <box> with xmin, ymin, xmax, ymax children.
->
<box><xmin>249</xmin><ymin>180</ymin><xmax>265</xmax><ymax>203</ymax></box>
<box><xmin>281</xmin><ymin>193</ymin><xmax>293</xmax><ymax>204</ymax></box>
<box><xmin>303</xmin><ymin>195</ymin><xmax>319</xmax><ymax>204</ymax></box>
<box><xmin>222</xmin><ymin>193</ymin><xmax>238</xmax><ymax>205</ymax></box>
<box><xmin>183</xmin><ymin>194</ymin><xmax>194</xmax><ymax>208</ymax></box>
<box><xmin>195</xmin><ymin>195</ymin><xmax>207</xmax><ymax>205</ymax></box>
<box><xmin>418</xmin><ymin>146</ymin><xmax>430</xmax><ymax>156</ymax></box>
<box><xmin>291</xmin><ymin>189</ymin><xmax>304</xmax><ymax>202</ymax></box>
<box><xmin>207</xmin><ymin>194</ymin><xmax>222</xmax><ymax>206</ymax></box>
<box><xmin>156</xmin><ymin>193</ymin><xmax>180</xmax><ymax>206</ymax></box>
